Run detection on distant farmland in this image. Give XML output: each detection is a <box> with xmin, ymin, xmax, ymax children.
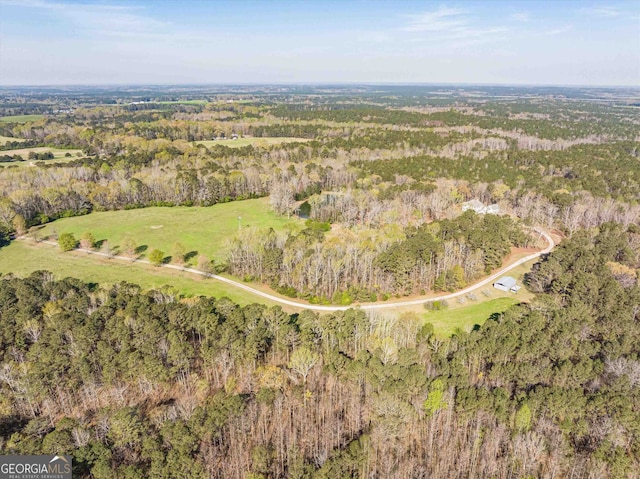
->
<box><xmin>0</xmin><ymin>146</ymin><xmax>84</xmax><ymax>166</ymax></box>
<box><xmin>0</xmin><ymin>135</ymin><xmax>26</xmax><ymax>145</ymax></box>
<box><xmin>195</xmin><ymin>137</ymin><xmax>310</xmax><ymax>149</ymax></box>
<box><xmin>0</xmin><ymin>114</ymin><xmax>45</xmax><ymax>123</ymax></box>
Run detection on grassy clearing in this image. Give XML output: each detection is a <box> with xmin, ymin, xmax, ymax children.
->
<box><xmin>195</xmin><ymin>137</ymin><xmax>310</xmax><ymax>149</ymax></box>
<box><xmin>0</xmin><ymin>135</ymin><xmax>26</xmax><ymax>146</ymax></box>
<box><xmin>419</xmin><ymin>258</ymin><xmax>538</xmax><ymax>336</ymax></box>
<box><xmin>0</xmin><ymin>146</ymin><xmax>85</xmax><ymax>168</ymax></box>
<box><xmin>0</xmin><ymin>147</ymin><xmax>85</xmax><ymax>166</ymax></box>
<box><xmin>0</xmin><ymin>146</ymin><xmax>84</xmax><ymax>159</ymax></box>
<box><xmin>38</xmin><ymin>197</ymin><xmax>303</xmax><ymax>263</ymax></box>
<box><xmin>0</xmin><ymin>241</ymin><xmax>283</xmax><ymax>308</ymax></box>
<box><xmin>156</xmin><ymin>100</ymin><xmax>208</xmax><ymax>105</ymax></box>
<box><xmin>376</xmin><ymin>257</ymin><xmax>538</xmax><ymax>336</ymax></box>
<box><xmin>0</xmin><ymin>114</ymin><xmax>45</xmax><ymax>123</ymax></box>
<box><xmin>423</xmin><ymin>297</ymin><xmax>521</xmax><ymax>337</ymax></box>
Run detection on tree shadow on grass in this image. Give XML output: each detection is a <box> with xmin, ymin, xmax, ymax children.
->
<box><xmin>184</xmin><ymin>251</ymin><xmax>198</xmax><ymax>263</ymax></box>
<box><xmin>95</xmin><ymin>239</ymin><xmax>106</xmax><ymax>249</ymax></box>
<box><xmin>135</xmin><ymin>245</ymin><xmax>148</xmax><ymax>255</ymax></box>
<box><xmin>162</xmin><ymin>256</ymin><xmax>172</xmax><ymax>265</ymax></box>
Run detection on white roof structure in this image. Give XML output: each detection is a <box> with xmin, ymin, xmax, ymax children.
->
<box><xmin>462</xmin><ymin>200</ymin><xmax>500</xmax><ymax>215</ymax></box>
<box><xmin>462</xmin><ymin>199</ymin><xmax>485</xmax><ymax>213</ymax></box>
<box><xmin>493</xmin><ymin>276</ymin><xmax>520</xmax><ymax>292</ymax></box>
<box><xmin>485</xmin><ymin>204</ymin><xmax>500</xmax><ymax>215</ymax></box>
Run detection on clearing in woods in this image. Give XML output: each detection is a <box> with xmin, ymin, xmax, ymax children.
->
<box><xmin>423</xmin><ymin>297</ymin><xmax>522</xmax><ymax>337</ymax></box>
<box><xmin>37</xmin><ymin>197</ymin><xmax>304</xmax><ymax>263</ymax></box>
<box><xmin>0</xmin><ymin>147</ymin><xmax>85</xmax><ymax>166</ymax></box>
<box><xmin>420</xmin><ymin>258</ymin><xmax>538</xmax><ymax>337</ymax></box>
<box><xmin>194</xmin><ymin>137</ymin><xmax>311</xmax><ymax>149</ymax></box>
<box><xmin>0</xmin><ymin>135</ymin><xmax>26</xmax><ymax>145</ymax></box>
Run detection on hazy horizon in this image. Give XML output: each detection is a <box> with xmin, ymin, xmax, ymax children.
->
<box><xmin>1</xmin><ymin>82</ymin><xmax>639</xmax><ymax>89</ymax></box>
<box><xmin>1</xmin><ymin>0</ymin><xmax>639</xmax><ymax>87</ymax></box>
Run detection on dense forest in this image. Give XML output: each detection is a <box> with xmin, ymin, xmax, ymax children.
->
<box><xmin>0</xmin><ymin>224</ymin><xmax>638</xmax><ymax>478</ymax></box>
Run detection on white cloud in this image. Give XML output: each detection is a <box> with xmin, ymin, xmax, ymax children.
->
<box><xmin>403</xmin><ymin>6</ymin><xmax>469</xmax><ymax>33</ymax></box>
<box><xmin>511</xmin><ymin>12</ymin><xmax>530</xmax><ymax>22</ymax></box>
<box><xmin>544</xmin><ymin>25</ymin><xmax>573</xmax><ymax>36</ymax></box>
<box><xmin>581</xmin><ymin>6</ymin><xmax>621</xmax><ymax>18</ymax></box>
<box><xmin>401</xmin><ymin>6</ymin><xmax>508</xmax><ymax>47</ymax></box>
<box><xmin>0</xmin><ymin>0</ymin><xmax>170</xmax><ymax>38</ymax></box>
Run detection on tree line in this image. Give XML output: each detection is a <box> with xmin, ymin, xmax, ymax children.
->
<box><xmin>227</xmin><ymin>211</ymin><xmax>529</xmax><ymax>303</ymax></box>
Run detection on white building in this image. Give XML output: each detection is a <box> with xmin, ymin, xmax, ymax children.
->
<box><xmin>493</xmin><ymin>276</ymin><xmax>521</xmax><ymax>293</ymax></box>
<box><xmin>462</xmin><ymin>199</ymin><xmax>500</xmax><ymax>215</ymax></box>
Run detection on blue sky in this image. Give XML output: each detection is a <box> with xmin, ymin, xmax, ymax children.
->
<box><xmin>0</xmin><ymin>0</ymin><xmax>638</xmax><ymax>86</ymax></box>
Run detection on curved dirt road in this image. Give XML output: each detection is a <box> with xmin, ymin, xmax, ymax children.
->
<box><xmin>25</xmin><ymin>227</ymin><xmax>554</xmax><ymax>311</ymax></box>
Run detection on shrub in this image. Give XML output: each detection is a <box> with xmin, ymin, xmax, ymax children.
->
<box><xmin>121</xmin><ymin>235</ymin><xmax>137</xmax><ymax>258</ymax></box>
<box><xmin>197</xmin><ymin>255</ymin><xmax>213</xmax><ymax>274</ymax></box>
<box><xmin>58</xmin><ymin>233</ymin><xmax>77</xmax><ymax>252</ymax></box>
<box><xmin>80</xmin><ymin>232</ymin><xmax>96</xmax><ymax>250</ymax></box>
<box><xmin>148</xmin><ymin>249</ymin><xmax>165</xmax><ymax>266</ymax></box>
<box><xmin>304</xmin><ymin>219</ymin><xmax>331</xmax><ymax>232</ymax></box>
<box><xmin>424</xmin><ymin>300</ymin><xmax>448</xmax><ymax>311</ymax></box>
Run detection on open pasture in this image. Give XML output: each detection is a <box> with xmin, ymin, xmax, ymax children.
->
<box><xmin>37</xmin><ymin>197</ymin><xmax>303</xmax><ymax>263</ymax></box>
<box><xmin>0</xmin><ymin>135</ymin><xmax>26</xmax><ymax>146</ymax></box>
<box><xmin>0</xmin><ymin>147</ymin><xmax>85</xmax><ymax>166</ymax></box>
<box><xmin>0</xmin><ymin>241</ymin><xmax>281</xmax><ymax>307</ymax></box>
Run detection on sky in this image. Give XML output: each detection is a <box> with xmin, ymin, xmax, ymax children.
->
<box><xmin>0</xmin><ymin>0</ymin><xmax>639</xmax><ymax>86</ymax></box>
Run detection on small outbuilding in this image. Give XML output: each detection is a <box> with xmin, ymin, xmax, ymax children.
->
<box><xmin>493</xmin><ymin>276</ymin><xmax>521</xmax><ymax>293</ymax></box>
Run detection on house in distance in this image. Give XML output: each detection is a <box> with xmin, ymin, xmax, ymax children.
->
<box><xmin>462</xmin><ymin>199</ymin><xmax>500</xmax><ymax>215</ymax></box>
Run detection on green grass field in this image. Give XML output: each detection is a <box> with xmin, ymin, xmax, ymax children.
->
<box><xmin>417</xmin><ymin>258</ymin><xmax>538</xmax><ymax>336</ymax></box>
<box><xmin>195</xmin><ymin>137</ymin><xmax>310</xmax><ymax>149</ymax></box>
<box><xmin>0</xmin><ymin>114</ymin><xmax>45</xmax><ymax>123</ymax></box>
<box><xmin>0</xmin><ymin>241</ymin><xmax>281</xmax><ymax>307</ymax></box>
<box><xmin>423</xmin><ymin>297</ymin><xmax>522</xmax><ymax>337</ymax></box>
<box><xmin>0</xmin><ymin>147</ymin><xmax>85</xmax><ymax>167</ymax></box>
<box><xmin>358</xmin><ymin>256</ymin><xmax>535</xmax><ymax>336</ymax></box>
<box><xmin>0</xmin><ymin>135</ymin><xmax>26</xmax><ymax>146</ymax></box>
<box><xmin>38</xmin><ymin>197</ymin><xmax>303</xmax><ymax>263</ymax></box>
